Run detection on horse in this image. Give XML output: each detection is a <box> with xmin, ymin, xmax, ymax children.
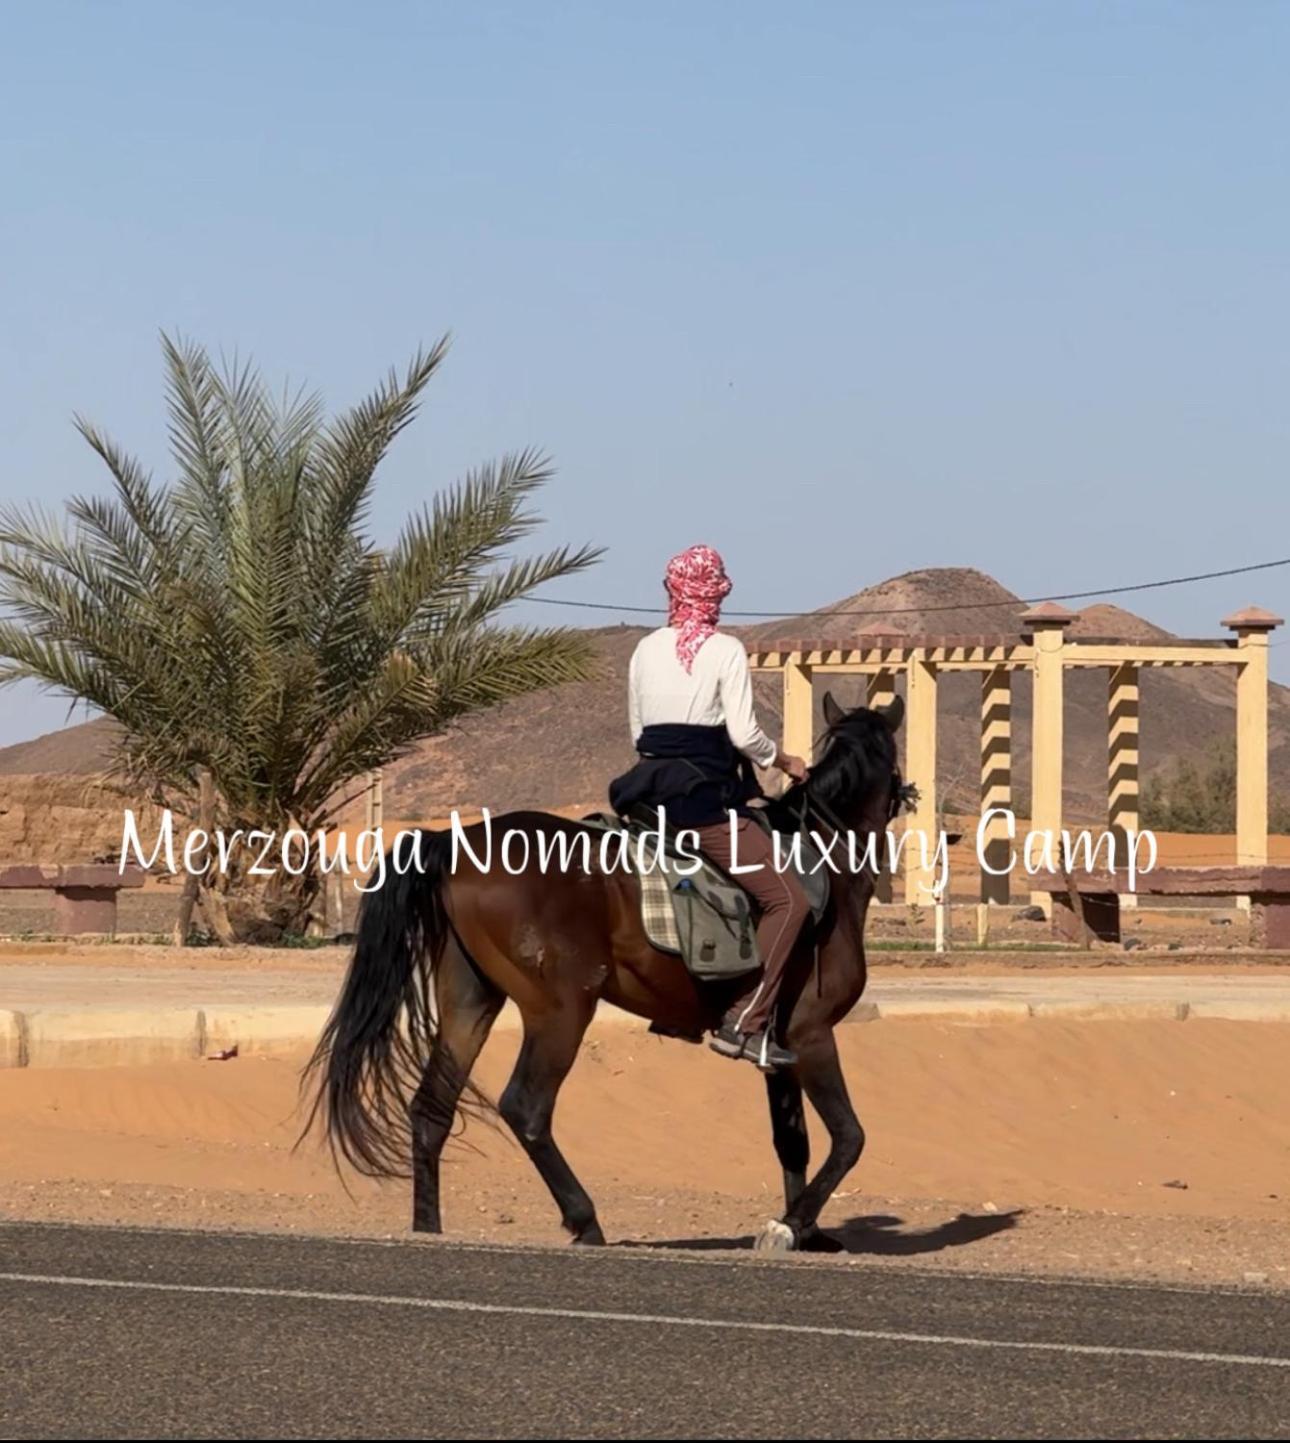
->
<box><xmin>305</xmin><ymin>691</ymin><xmax>906</xmax><ymax>1253</ymax></box>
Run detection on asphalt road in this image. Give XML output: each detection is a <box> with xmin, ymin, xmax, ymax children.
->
<box><xmin>2</xmin><ymin>1222</ymin><xmax>1289</xmax><ymax>1439</ymax></box>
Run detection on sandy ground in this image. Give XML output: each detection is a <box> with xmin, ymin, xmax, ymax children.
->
<box><xmin>1</xmin><ymin>1018</ymin><xmax>1287</xmax><ymax>1289</ymax></box>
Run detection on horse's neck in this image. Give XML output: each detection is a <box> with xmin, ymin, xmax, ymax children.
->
<box><xmin>817</xmin><ymin>848</ymin><xmax>872</xmax><ymax>1007</ymax></box>
<box><xmin>774</xmin><ymin>788</ymin><xmax>886</xmax><ymax>919</ymax></box>
<box><xmin>834</xmin><ymin>831</ymin><xmax>878</xmax><ymax>917</ymax></box>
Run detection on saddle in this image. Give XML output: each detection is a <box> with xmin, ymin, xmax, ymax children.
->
<box><xmin>579</xmin><ymin>808</ymin><xmax>830</xmax><ymax>982</ymax></box>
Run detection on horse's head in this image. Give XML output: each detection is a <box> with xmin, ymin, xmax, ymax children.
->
<box><xmin>808</xmin><ymin>689</ymin><xmax>906</xmax><ymax>836</ymax></box>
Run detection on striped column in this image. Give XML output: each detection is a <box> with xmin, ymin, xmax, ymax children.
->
<box><xmin>980</xmin><ymin>666</ymin><xmax>1012</xmax><ymax>907</ymax></box>
<box><xmin>1107</xmin><ymin>664</ymin><xmax>1140</xmax><ymax>909</ymax></box>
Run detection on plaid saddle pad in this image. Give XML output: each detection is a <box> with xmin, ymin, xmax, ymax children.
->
<box><xmin>635</xmin><ymin>834</ymin><xmax>681</xmax><ymax>953</ymax></box>
<box><xmin>580</xmin><ymin>814</ymin><xmax>759</xmax><ymax>979</ymax></box>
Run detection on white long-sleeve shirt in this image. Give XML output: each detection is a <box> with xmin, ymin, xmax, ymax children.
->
<box><xmin>627</xmin><ymin>627</ymin><xmax>778</xmax><ymax>770</ymax></box>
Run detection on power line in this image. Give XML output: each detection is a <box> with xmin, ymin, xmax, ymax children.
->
<box><xmin>526</xmin><ymin>555</ymin><xmax>1290</xmax><ymax>620</ymax></box>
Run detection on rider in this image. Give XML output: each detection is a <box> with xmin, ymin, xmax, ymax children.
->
<box><xmin>610</xmin><ymin>544</ymin><xmax>811</xmax><ymax>1071</ymax></box>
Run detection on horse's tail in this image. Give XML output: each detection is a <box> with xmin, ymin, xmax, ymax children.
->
<box><xmin>302</xmin><ymin>829</ymin><xmax>493</xmax><ymax>1177</ymax></box>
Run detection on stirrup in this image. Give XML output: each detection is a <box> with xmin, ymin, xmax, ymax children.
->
<box><xmin>750</xmin><ymin>1030</ymin><xmax>798</xmax><ymax>1072</ymax></box>
<box><xmin>709</xmin><ymin>1024</ymin><xmax>797</xmax><ymax>1071</ymax></box>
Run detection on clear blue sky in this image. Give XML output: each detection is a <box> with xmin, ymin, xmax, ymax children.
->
<box><xmin>1</xmin><ymin>0</ymin><xmax>1287</xmax><ymax>745</ymax></box>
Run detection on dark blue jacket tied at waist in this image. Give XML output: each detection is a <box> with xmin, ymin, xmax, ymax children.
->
<box><xmin>609</xmin><ymin>723</ymin><xmax>764</xmax><ymax>829</ymax></box>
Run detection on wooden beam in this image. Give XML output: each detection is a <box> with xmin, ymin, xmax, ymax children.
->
<box><xmin>1064</xmin><ymin>643</ymin><xmax>1238</xmax><ymax>668</ymax></box>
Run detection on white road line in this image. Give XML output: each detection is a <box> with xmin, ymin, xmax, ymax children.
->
<box><xmin>1</xmin><ymin>1270</ymin><xmax>1288</xmax><ymax>1370</ymax></box>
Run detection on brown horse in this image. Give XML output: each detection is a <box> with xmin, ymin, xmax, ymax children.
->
<box><xmin>306</xmin><ymin>692</ymin><xmax>905</xmax><ymax>1252</ymax></box>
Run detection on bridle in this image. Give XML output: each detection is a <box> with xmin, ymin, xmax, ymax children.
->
<box><xmin>788</xmin><ymin>765</ymin><xmax>916</xmax><ymax>841</ymax></box>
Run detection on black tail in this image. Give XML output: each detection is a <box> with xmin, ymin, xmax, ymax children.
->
<box><xmin>303</xmin><ymin>830</ymin><xmax>493</xmax><ymax>1177</ymax></box>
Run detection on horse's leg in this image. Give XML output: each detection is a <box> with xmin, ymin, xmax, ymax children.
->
<box><xmin>765</xmin><ymin>1069</ymin><xmax>809</xmax><ymax>1212</ymax></box>
<box><xmin>757</xmin><ymin>1030</ymin><xmax>864</xmax><ymax>1253</ymax></box>
<box><xmin>410</xmin><ymin>938</ymin><xmax>504</xmax><ymax>1234</ymax></box>
<box><xmin>498</xmin><ymin>1004</ymin><xmax>604</xmax><ymax>1245</ymax></box>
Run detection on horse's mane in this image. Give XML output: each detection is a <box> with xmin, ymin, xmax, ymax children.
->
<box><xmin>770</xmin><ymin>706</ymin><xmax>897</xmax><ymax>826</ymax></box>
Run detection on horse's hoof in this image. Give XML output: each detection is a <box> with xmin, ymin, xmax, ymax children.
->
<box><xmin>754</xmin><ymin>1219</ymin><xmax>797</xmax><ymax>1254</ymax></box>
<box><xmin>572</xmin><ymin>1221</ymin><xmax>606</xmax><ymax>1246</ymax></box>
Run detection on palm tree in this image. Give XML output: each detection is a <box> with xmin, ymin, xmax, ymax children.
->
<box><xmin>0</xmin><ymin>335</ymin><xmax>602</xmax><ymax>941</ymax></box>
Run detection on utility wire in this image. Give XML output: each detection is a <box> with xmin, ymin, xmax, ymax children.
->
<box><xmin>525</xmin><ymin>555</ymin><xmax>1290</xmax><ymax>620</ymax></box>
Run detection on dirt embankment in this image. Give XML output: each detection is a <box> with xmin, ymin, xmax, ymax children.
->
<box><xmin>0</xmin><ymin>775</ymin><xmax>161</xmax><ymax>866</ymax></box>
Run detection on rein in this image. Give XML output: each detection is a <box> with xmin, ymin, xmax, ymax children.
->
<box><xmin>788</xmin><ymin>768</ymin><xmax>910</xmax><ymax>842</ymax></box>
<box><xmin>784</xmin><ymin>743</ymin><xmax>916</xmax><ymax>890</ymax></box>
<box><xmin>791</xmin><ymin>784</ymin><xmax>851</xmax><ymax>841</ymax></box>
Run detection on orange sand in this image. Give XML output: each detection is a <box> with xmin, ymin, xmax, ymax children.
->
<box><xmin>1</xmin><ymin>1018</ymin><xmax>1288</xmax><ymax>1286</ymax></box>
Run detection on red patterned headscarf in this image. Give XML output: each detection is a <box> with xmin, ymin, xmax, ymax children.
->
<box><xmin>664</xmin><ymin>544</ymin><xmax>732</xmax><ymax>672</ymax></box>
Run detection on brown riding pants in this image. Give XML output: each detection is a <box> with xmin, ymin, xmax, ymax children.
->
<box><xmin>695</xmin><ymin>817</ymin><xmax>811</xmax><ymax>1035</ymax></box>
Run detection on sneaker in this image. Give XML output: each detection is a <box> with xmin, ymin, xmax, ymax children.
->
<box><xmin>708</xmin><ymin>1023</ymin><xmax>798</xmax><ymax>1071</ymax></box>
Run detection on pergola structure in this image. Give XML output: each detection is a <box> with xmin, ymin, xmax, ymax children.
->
<box><xmin>747</xmin><ymin>604</ymin><xmax>1283</xmax><ymax>911</ymax></box>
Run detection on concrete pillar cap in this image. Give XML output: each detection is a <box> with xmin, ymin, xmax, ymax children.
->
<box><xmin>1222</xmin><ymin>605</ymin><xmax>1283</xmax><ymax>633</ymax></box>
<box><xmin>1019</xmin><ymin>601</ymin><xmax>1078</xmax><ymax>628</ymax></box>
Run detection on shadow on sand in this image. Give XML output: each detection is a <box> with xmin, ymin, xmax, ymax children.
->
<box><xmin>617</xmin><ymin>1209</ymin><xmax>1023</xmax><ymax>1256</ymax></box>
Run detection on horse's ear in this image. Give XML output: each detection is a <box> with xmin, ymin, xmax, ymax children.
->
<box><xmin>877</xmin><ymin>695</ymin><xmax>904</xmax><ymax>733</ymax></box>
<box><xmin>821</xmin><ymin>691</ymin><xmax>846</xmax><ymax>729</ymax></box>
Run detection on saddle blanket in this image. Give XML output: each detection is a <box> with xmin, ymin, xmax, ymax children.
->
<box><xmin>580</xmin><ymin>813</ymin><xmax>759</xmax><ymax>979</ymax></box>
<box><xmin>635</xmin><ymin>837</ymin><xmax>682</xmax><ymax>952</ymax></box>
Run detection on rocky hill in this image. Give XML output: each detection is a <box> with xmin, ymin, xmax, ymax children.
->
<box><xmin>1</xmin><ymin>568</ymin><xmax>1285</xmax><ymax>858</ymax></box>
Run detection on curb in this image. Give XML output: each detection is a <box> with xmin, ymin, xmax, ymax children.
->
<box><xmin>203</xmin><ymin>1005</ymin><xmax>334</xmax><ymax>1058</ymax></box>
<box><xmin>872</xmin><ymin>999</ymin><xmax>1032</xmax><ymax>1023</ymax></box>
<box><xmin>0</xmin><ymin>995</ymin><xmax>1289</xmax><ymax>1069</ymax></box>
<box><xmin>22</xmin><ymin>1008</ymin><xmax>199</xmax><ymax>1069</ymax></box>
<box><xmin>1025</xmin><ymin>1000</ymin><xmax>1190</xmax><ymax>1022</ymax></box>
<box><xmin>1184</xmin><ymin>1000</ymin><xmax>1290</xmax><ymax>1022</ymax></box>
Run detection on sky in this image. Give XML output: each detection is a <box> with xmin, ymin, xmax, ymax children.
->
<box><xmin>1</xmin><ymin>0</ymin><xmax>1287</xmax><ymax>746</ymax></box>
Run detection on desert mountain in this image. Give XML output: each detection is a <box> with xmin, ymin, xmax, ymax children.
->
<box><xmin>0</xmin><ymin>713</ymin><xmax>118</xmax><ymax>775</ymax></box>
<box><xmin>1</xmin><ymin>568</ymin><xmax>1285</xmax><ymax>834</ymax></box>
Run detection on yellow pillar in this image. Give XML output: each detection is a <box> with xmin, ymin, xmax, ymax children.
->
<box><xmin>1021</xmin><ymin>603</ymin><xmax>1075</xmax><ymax>913</ymax></box>
<box><xmin>979</xmin><ymin>666</ymin><xmax>1011</xmax><ymax>907</ymax></box>
<box><xmin>903</xmin><ymin>655</ymin><xmax>938</xmax><ymax>904</ymax></box>
<box><xmin>868</xmin><ymin>670</ymin><xmax>897</xmax><ymax>900</ymax></box>
<box><xmin>1108</xmin><ymin>663</ymin><xmax>1140</xmax><ymax>909</ymax></box>
<box><xmin>1224</xmin><ymin>607</ymin><xmax>1283</xmax><ymax>872</ymax></box>
<box><xmin>782</xmin><ymin>658</ymin><xmax>813</xmax><ymax>763</ymax></box>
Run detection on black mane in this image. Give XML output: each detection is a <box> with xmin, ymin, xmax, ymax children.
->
<box><xmin>769</xmin><ymin>706</ymin><xmax>897</xmax><ymax>826</ymax></box>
